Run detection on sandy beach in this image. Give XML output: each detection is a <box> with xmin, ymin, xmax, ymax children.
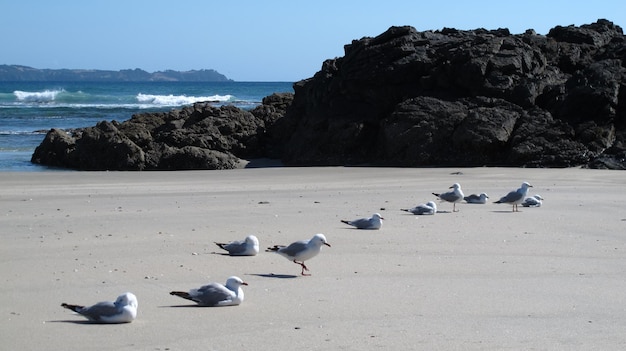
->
<box><xmin>1</xmin><ymin>167</ymin><xmax>625</xmax><ymax>350</ymax></box>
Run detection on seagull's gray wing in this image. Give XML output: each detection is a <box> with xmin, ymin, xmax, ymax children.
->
<box><xmin>464</xmin><ymin>194</ymin><xmax>480</xmax><ymax>202</ymax></box>
<box><xmin>192</xmin><ymin>283</ymin><xmax>233</xmax><ymax>306</ymax></box>
<box><xmin>498</xmin><ymin>190</ymin><xmax>524</xmax><ymax>203</ymax></box>
<box><xmin>522</xmin><ymin>197</ymin><xmax>540</xmax><ymax>207</ymax></box>
<box><xmin>411</xmin><ymin>205</ymin><xmax>433</xmax><ymax>215</ymax></box>
<box><xmin>79</xmin><ymin>302</ymin><xmax>120</xmax><ymax>321</ymax></box>
<box><xmin>278</xmin><ymin>240</ymin><xmax>309</xmax><ymax>257</ymax></box>
<box><xmin>222</xmin><ymin>240</ymin><xmax>248</xmax><ymax>255</ymax></box>
<box><xmin>439</xmin><ymin>191</ymin><xmax>463</xmax><ymax>203</ymax></box>
<box><xmin>347</xmin><ymin>218</ymin><xmax>373</xmax><ymax>229</ymax></box>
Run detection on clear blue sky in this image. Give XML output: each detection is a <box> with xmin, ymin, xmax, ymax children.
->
<box><xmin>2</xmin><ymin>0</ymin><xmax>624</xmax><ymax>81</ymax></box>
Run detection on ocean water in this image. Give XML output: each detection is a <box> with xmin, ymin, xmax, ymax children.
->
<box><xmin>0</xmin><ymin>81</ymin><xmax>293</xmax><ymax>171</ymax></box>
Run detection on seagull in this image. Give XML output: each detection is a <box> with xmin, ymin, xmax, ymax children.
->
<box><xmin>401</xmin><ymin>201</ymin><xmax>437</xmax><ymax>215</ymax></box>
<box><xmin>215</xmin><ymin>235</ymin><xmax>259</xmax><ymax>256</ymax></box>
<box><xmin>494</xmin><ymin>182</ymin><xmax>533</xmax><ymax>212</ymax></box>
<box><xmin>170</xmin><ymin>276</ymin><xmax>248</xmax><ymax>307</ymax></box>
<box><xmin>522</xmin><ymin>194</ymin><xmax>544</xmax><ymax>207</ymax></box>
<box><xmin>266</xmin><ymin>233</ymin><xmax>331</xmax><ymax>276</ymax></box>
<box><xmin>61</xmin><ymin>292</ymin><xmax>138</xmax><ymax>323</ymax></box>
<box><xmin>432</xmin><ymin>183</ymin><xmax>464</xmax><ymax>212</ymax></box>
<box><xmin>464</xmin><ymin>193</ymin><xmax>489</xmax><ymax>204</ymax></box>
<box><xmin>340</xmin><ymin>213</ymin><xmax>384</xmax><ymax>229</ymax></box>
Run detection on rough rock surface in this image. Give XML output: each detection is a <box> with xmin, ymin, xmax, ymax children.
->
<box><xmin>32</xmin><ymin>94</ymin><xmax>293</xmax><ymax>170</ymax></box>
<box><xmin>278</xmin><ymin>19</ymin><xmax>625</xmax><ymax>168</ymax></box>
<box><xmin>32</xmin><ymin>19</ymin><xmax>626</xmax><ymax>170</ymax></box>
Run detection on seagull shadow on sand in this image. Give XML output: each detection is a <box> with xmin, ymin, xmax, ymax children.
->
<box><xmin>47</xmin><ymin>319</ymin><xmax>118</xmax><ymax>325</ymax></box>
<box><xmin>209</xmin><ymin>252</ymin><xmax>250</xmax><ymax>256</ymax></box>
<box><xmin>209</xmin><ymin>252</ymin><xmax>230</xmax><ymax>256</ymax></box>
<box><xmin>248</xmin><ymin>273</ymin><xmax>298</xmax><ymax>279</ymax></box>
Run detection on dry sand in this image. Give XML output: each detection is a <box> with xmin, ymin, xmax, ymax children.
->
<box><xmin>1</xmin><ymin>167</ymin><xmax>625</xmax><ymax>350</ymax></box>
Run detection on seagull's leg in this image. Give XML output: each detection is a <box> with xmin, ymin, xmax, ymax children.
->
<box><xmin>294</xmin><ymin>260</ymin><xmax>310</xmax><ymax>276</ymax></box>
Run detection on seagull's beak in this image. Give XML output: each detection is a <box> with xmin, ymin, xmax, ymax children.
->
<box><xmin>324</xmin><ymin>243</ymin><xmax>331</xmax><ymax>247</ymax></box>
<box><xmin>242</xmin><ymin>282</ymin><xmax>249</xmax><ymax>286</ymax></box>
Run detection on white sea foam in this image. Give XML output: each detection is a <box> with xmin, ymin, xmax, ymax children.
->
<box><xmin>14</xmin><ymin>89</ymin><xmax>63</xmax><ymax>103</ymax></box>
<box><xmin>136</xmin><ymin>93</ymin><xmax>232</xmax><ymax>106</ymax></box>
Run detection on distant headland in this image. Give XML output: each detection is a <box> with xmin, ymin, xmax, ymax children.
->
<box><xmin>0</xmin><ymin>65</ymin><xmax>232</xmax><ymax>82</ymax></box>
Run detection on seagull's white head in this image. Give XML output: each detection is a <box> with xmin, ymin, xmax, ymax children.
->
<box><xmin>225</xmin><ymin>276</ymin><xmax>248</xmax><ymax>289</ymax></box>
<box><xmin>450</xmin><ymin>183</ymin><xmax>461</xmax><ymax>190</ymax></box>
<box><xmin>372</xmin><ymin>213</ymin><xmax>384</xmax><ymax>220</ymax></box>
<box><xmin>245</xmin><ymin>235</ymin><xmax>259</xmax><ymax>246</ymax></box>
<box><xmin>311</xmin><ymin>233</ymin><xmax>331</xmax><ymax>247</ymax></box>
<box><xmin>521</xmin><ymin>182</ymin><xmax>532</xmax><ymax>189</ymax></box>
<box><xmin>115</xmin><ymin>292</ymin><xmax>138</xmax><ymax>309</ymax></box>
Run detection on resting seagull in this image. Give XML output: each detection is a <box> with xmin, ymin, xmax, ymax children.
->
<box><xmin>522</xmin><ymin>194</ymin><xmax>544</xmax><ymax>207</ymax></box>
<box><xmin>341</xmin><ymin>213</ymin><xmax>384</xmax><ymax>229</ymax></box>
<box><xmin>266</xmin><ymin>233</ymin><xmax>331</xmax><ymax>276</ymax></box>
<box><xmin>494</xmin><ymin>182</ymin><xmax>533</xmax><ymax>212</ymax></box>
<box><xmin>61</xmin><ymin>292</ymin><xmax>138</xmax><ymax>323</ymax></box>
<box><xmin>464</xmin><ymin>193</ymin><xmax>489</xmax><ymax>204</ymax></box>
<box><xmin>215</xmin><ymin>235</ymin><xmax>259</xmax><ymax>256</ymax></box>
<box><xmin>401</xmin><ymin>201</ymin><xmax>437</xmax><ymax>215</ymax></box>
<box><xmin>432</xmin><ymin>183</ymin><xmax>464</xmax><ymax>212</ymax></box>
<box><xmin>170</xmin><ymin>276</ymin><xmax>248</xmax><ymax>307</ymax></box>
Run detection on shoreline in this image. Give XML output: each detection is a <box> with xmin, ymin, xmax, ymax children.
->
<box><xmin>2</xmin><ymin>167</ymin><xmax>625</xmax><ymax>350</ymax></box>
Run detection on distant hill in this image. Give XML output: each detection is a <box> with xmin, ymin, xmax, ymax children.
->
<box><xmin>0</xmin><ymin>65</ymin><xmax>232</xmax><ymax>82</ymax></box>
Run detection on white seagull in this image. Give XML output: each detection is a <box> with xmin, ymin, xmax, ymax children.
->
<box><xmin>266</xmin><ymin>233</ymin><xmax>331</xmax><ymax>276</ymax></box>
<box><xmin>341</xmin><ymin>213</ymin><xmax>384</xmax><ymax>229</ymax></box>
<box><xmin>494</xmin><ymin>182</ymin><xmax>533</xmax><ymax>212</ymax></box>
<box><xmin>432</xmin><ymin>183</ymin><xmax>464</xmax><ymax>212</ymax></box>
<box><xmin>61</xmin><ymin>292</ymin><xmax>138</xmax><ymax>323</ymax></box>
<box><xmin>464</xmin><ymin>193</ymin><xmax>489</xmax><ymax>204</ymax></box>
<box><xmin>522</xmin><ymin>194</ymin><xmax>544</xmax><ymax>207</ymax></box>
<box><xmin>401</xmin><ymin>201</ymin><xmax>437</xmax><ymax>215</ymax></box>
<box><xmin>215</xmin><ymin>235</ymin><xmax>260</xmax><ymax>256</ymax></box>
<box><xmin>170</xmin><ymin>276</ymin><xmax>248</xmax><ymax>307</ymax></box>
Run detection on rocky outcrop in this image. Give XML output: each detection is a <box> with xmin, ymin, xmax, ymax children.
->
<box><xmin>32</xmin><ymin>19</ymin><xmax>626</xmax><ymax>170</ymax></box>
<box><xmin>278</xmin><ymin>19</ymin><xmax>625</xmax><ymax>168</ymax></box>
<box><xmin>31</xmin><ymin>93</ymin><xmax>293</xmax><ymax>170</ymax></box>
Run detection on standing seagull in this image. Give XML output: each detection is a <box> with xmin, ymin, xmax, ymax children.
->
<box><xmin>341</xmin><ymin>213</ymin><xmax>384</xmax><ymax>229</ymax></box>
<box><xmin>170</xmin><ymin>276</ymin><xmax>248</xmax><ymax>307</ymax></box>
<box><xmin>494</xmin><ymin>182</ymin><xmax>533</xmax><ymax>212</ymax></box>
<box><xmin>61</xmin><ymin>292</ymin><xmax>138</xmax><ymax>323</ymax></box>
<box><xmin>464</xmin><ymin>193</ymin><xmax>489</xmax><ymax>204</ymax></box>
<box><xmin>401</xmin><ymin>201</ymin><xmax>437</xmax><ymax>215</ymax></box>
<box><xmin>266</xmin><ymin>233</ymin><xmax>331</xmax><ymax>276</ymax></box>
<box><xmin>522</xmin><ymin>194</ymin><xmax>544</xmax><ymax>207</ymax></box>
<box><xmin>214</xmin><ymin>235</ymin><xmax>260</xmax><ymax>256</ymax></box>
<box><xmin>432</xmin><ymin>183</ymin><xmax>464</xmax><ymax>212</ymax></box>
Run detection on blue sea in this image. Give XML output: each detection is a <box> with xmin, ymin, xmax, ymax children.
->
<box><xmin>0</xmin><ymin>81</ymin><xmax>294</xmax><ymax>171</ymax></box>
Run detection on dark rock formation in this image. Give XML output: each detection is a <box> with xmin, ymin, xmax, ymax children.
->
<box><xmin>31</xmin><ymin>93</ymin><xmax>293</xmax><ymax>170</ymax></box>
<box><xmin>32</xmin><ymin>19</ymin><xmax>626</xmax><ymax>170</ymax></box>
<box><xmin>277</xmin><ymin>19</ymin><xmax>626</xmax><ymax>168</ymax></box>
